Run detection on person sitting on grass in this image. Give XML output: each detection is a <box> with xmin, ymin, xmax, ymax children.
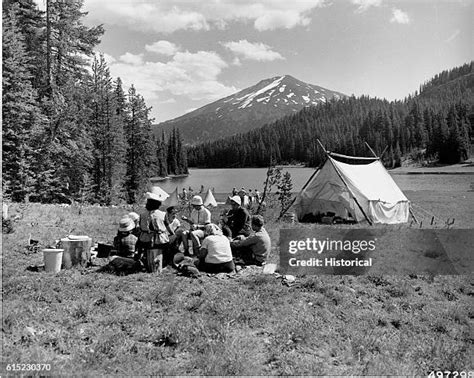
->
<box><xmin>128</xmin><ymin>211</ymin><xmax>140</xmax><ymax>237</ymax></box>
<box><xmin>197</xmin><ymin>223</ymin><xmax>235</xmax><ymax>274</ymax></box>
<box><xmin>113</xmin><ymin>216</ymin><xmax>138</xmax><ymax>258</ymax></box>
<box><xmin>223</xmin><ymin>195</ymin><xmax>251</xmax><ymax>238</ymax></box>
<box><xmin>231</xmin><ymin>215</ymin><xmax>271</xmax><ymax>266</ymax></box>
<box><xmin>181</xmin><ymin>195</ymin><xmax>211</xmax><ymax>256</ymax></box>
<box><xmin>165</xmin><ymin>206</ymin><xmax>185</xmax><ymax>253</ymax></box>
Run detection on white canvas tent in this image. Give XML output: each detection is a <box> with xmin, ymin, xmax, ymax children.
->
<box><xmin>203</xmin><ymin>189</ymin><xmax>218</xmax><ymax>207</ymax></box>
<box><xmin>294</xmin><ymin>152</ymin><xmax>410</xmax><ymax>224</ymax></box>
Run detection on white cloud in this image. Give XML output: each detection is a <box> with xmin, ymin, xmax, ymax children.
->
<box><xmin>390</xmin><ymin>8</ymin><xmax>410</xmax><ymax>24</ymax></box>
<box><xmin>158</xmin><ymin>98</ymin><xmax>177</xmax><ymax>104</ymax></box>
<box><xmin>145</xmin><ymin>40</ymin><xmax>180</xmax><ymax>56</ymax></box>
<box><xmin>119</xmin><ymin>52</ymin><xmax>144</xmax><ymax>65</ymax></box>
<box><xmin>82</xmin><ymin>0</ymin><xmax>326</xmax><ymax>33</ymax></box>
<box><xmin>222</xmin><ymin>40</ymin><xmax>285</xmax><ymax>62</ymax></box>
<box><xmin>101</xmin><ymin>53</ymin><xmax>116</xmax><ymax>65</ymax></box>
<box><xmin>351</xmin><ymin>0</ymin><xmax>382</xmax><ymax>13</ymax></box>
<box><xmin>108</xmin><ymin>49</ymin><xmax>237</xmax><ymax>104</ymax></box>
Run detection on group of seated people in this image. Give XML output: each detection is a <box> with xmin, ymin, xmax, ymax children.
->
<box><xmin>112</xmin><ymin>187</ymin><xmax>271</xmax><ymax>274</ymax></box>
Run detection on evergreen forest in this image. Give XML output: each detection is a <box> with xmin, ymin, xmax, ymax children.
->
<box><xmin>2</xmin><ymin>0</ymin><xmax>188</xmax><ymax>204</ymax></box>
<box><xmin>187</xmin><ymin>63</ymin><xmax>473</xmax><ymax>168</ymax></box>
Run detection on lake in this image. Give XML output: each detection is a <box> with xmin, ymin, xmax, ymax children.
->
<box><xmin>153</xmin><ymin>167</ymin><xmax>474</xmax><ymax>199</ymax></box>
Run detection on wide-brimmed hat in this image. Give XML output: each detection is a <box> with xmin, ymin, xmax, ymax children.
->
<box><xmin>128</xmin><ymin>212</ymin><xmax>139</xmax><ymax>222</ymax></box>
<box><xmin>146</xmin><ymin>186</ymin><xmax>169</xmax><ymax>202</ymax></box>
<box><xmin>229</xmin><ymin>195</ymin><xmax>241</xmax><ymax>206</ymax></box>
<box><xmin>190</xmin><ymin>195</ymin><xmax>203</xmax><ymax>206</ymax></box>
<box><xmin>118</xmin><ymin>216</ymin><xmax>134</xmax><ymax>232</ymax></box>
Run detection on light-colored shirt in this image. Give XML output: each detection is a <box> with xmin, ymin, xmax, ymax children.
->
<box><xmin>151</xmin><ymin>209</ymin><xmax>169</xmax><ymax>243</ymax></box>
<box><xmin>168</xmin><ymin>218</ymin><xmax>181</xmax><ymax>233</ymax></box>
<box><xmin>190</xmin><ymin>207</ymin><xmax>211</xmax><ymax>226</ymax></box>
<box><xmin>201</xmin><ymin>235</ymin><xmax>233</xmax><ymax>264</ymax></box>
<box><xmin>231</xmin><ymin>227</ymin><xmax>271</xmax><ymax>262</ymax></box>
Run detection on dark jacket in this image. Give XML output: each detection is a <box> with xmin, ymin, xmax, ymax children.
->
<box><xmin>226</xmin><ymin>206</ymin><xmax>251</xmax><ymax>237</ymax></box>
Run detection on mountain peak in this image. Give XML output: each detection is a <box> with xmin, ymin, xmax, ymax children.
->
<box><xmin>155</xmin><ymin>75</ymin><xmax>346</xmax><ymax>144</ymax></box>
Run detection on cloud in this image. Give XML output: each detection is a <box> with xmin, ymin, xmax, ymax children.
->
<box><xmin>222</xmin><ymin>40</ymin><xmax>285</xmax><ymax>62</ymax></box>
<box><xmin>82</xmin><ymin>0</ymin><xmax>326</xmax><ymax>33</ymax></box>
<box><xmin>390</xmin><ymin>8</ymin><xmax>410</xmax><ymax>24</ymax></box>
<box><xmin>351</xmin><ymin>0</ymin><xmax>382</xmax><ymax>13</ymax></box>
<box><xmin>158</xmin><ymin>98</ymin><xmax>177</xmax><ymax>104</ymax></box>
<box><xmin>107</xmin><ymin>49</ymin><xmax>237</xmax><ymax>104</ymax></box>
<box><xmin>145</xmin><ymin>40</ymin><xmax>180</xmax><ymax>56</ymax></box>
<box><xmin>119</xmin><ymin>52</ymin><xmax>144</xmax><ymax>65</ymax></box>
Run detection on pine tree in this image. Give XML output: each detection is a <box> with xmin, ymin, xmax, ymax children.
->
<box><xmin>167</xmin><ymin>129</ymin><xmax>178</xmax><ymax>175</ymax></box>
<box><xmin>88</xmin><ymin>55</ymin><xmax>128</xmax><ymax>204</ymax></box>
<box><xmin>2</xmin><ymin>6</ymin><xmax>46</xmax><ymax>201</ymax></box>
<box><xmin>124</xmin><ymin>86</ymin><xmax>156</xmax><ymax>203</ymax></box>
<box><xmin>278</xmin><ymin>171</ymin><xmax>293</xmax><ymax>218</ymax></box>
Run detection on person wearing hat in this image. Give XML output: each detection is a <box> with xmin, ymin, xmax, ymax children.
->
<box><xmin>136</xmin><ymin>187</ymin><xmax>173</xmax><ymax>266</ymax></box>
<box><xmin>181</xmin><ymin>195</ymin><xmax>211</xmax><ymax>255</ymax></box>
<box><xmin>197</xmin><ymin>223</ymin><xmax>235</xmax><ymax>273</ymax></box>
<box><xmin>113</xmin><ymin>216</ymin><xmax>138</xmax><ymax>258</ymax></box>
<box><xmin>223</xmin><ymin>195</ymin><xmax>251</xmax><ymax>238</ymax></box>
<box><xmin>231</xmin><ymin>215</ymin><xmax>271</xmax><ymax>266</ymax></box>
<box><xmin>128</xmin><ymin>211</ymin><xmax>140</xmax><ymax>237</ymax></box>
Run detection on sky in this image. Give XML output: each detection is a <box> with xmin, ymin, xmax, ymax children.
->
<box><xmin>46</xmin><ymin>0</ymin><xmax>474</xmax><ymax>123</ymax></box>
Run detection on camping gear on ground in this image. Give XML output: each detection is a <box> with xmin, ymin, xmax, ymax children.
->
<box><xmin>282</xmin><ymin>212</ymin><xmax>296</xmax><ymax>223</ymax></box>
<box><xmin>43</xmin><ymin>249</ymin><xmax>64</xmax><ymax>273</ymax></box>
<box><xmin>60</xmin><ymin>235</ymin><xmax>93</xmax><ymax>269</ymax></box>
<box><xmin>145</xmin><ymin>247</ymin><xmax>163</xmax><ymax>273</ymax></box>
<box><xmin>97</xmin><ymin>243</ymin><xmax>113</xmax><ymax>258</ymax></box>
<box><xmin>293</xmin><ymin>150</ymin><xmax>410</xmax><ymax>224</ymax></box>
<box><xmin>203</xmin><ymin>188</ymin><xmax>218</xmax><ymax>207</ymax></box>
<box><xmin>97</xmin><ymin>256</ymin><xmax>142</xmax><ymax>276</ymax></box>
<box><xmin>263</xmin><ymin>263</ymin><xmax>277</xmax><ymax>274</ymax></box>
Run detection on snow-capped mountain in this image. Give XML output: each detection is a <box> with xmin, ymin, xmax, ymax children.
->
<box><xmin>155</xmin><ymin>75</ymin><xmax>347</xmax><ymax>144</ymax></box>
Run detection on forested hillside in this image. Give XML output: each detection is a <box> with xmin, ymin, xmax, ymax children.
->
<box><xmin>2</xmin><ymin>1</ymin><xmax>187</xmax><ymax>204</ymax></box>
<box><xmin>187</xmin><ymin>62</ymin><xmax>473</xmax><ymax>168</ymax></box>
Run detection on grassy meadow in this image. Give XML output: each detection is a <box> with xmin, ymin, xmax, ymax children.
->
<box><xmin>1</xmin><ymin>189</ymin><xmax>473</xmax><ymax>375</ymax></box>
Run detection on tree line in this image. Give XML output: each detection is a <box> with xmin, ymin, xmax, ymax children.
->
<box><xmin>188</xmin><ymin>62</ymin><xmax>473</xmax><ymax>168</ymax></box>
<box><xmin>2</xmin><ymin>0</ymin><xmax>187</xmax><ymax>204</ymax></box>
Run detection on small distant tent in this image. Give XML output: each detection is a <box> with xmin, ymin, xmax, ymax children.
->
<box><xmin>163</xmin><ymin>187</ymin><xmax>179</xmax><ymax>208</ymax></box>
<box><xmin>203</xmin><ymin>189</ymin><xmax>218</xmax><ymax>207</ymax></box>
<box><xmin>294</xmin><ymin>151</ymin><xmax>410</xmax><ymax>224</ymax></box>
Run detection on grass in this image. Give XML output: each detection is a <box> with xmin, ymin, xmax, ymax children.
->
<box><xmin>1</xmin><ymin>197</ymin><xmax>473</xmax><ymax>375</ymax></box>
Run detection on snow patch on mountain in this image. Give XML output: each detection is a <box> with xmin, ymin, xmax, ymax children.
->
<box><xmin>236</xmin><ymin>76</ymin><xmax>284</xmax><ymax>109</ymax></box>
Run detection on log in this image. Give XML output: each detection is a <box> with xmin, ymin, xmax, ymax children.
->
<box><xmin>60</xmin><ymin>236</ymin><xmax>92</xmax><ymax>269</ymax></box>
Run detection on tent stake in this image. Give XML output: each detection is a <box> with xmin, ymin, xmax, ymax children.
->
<box><xmin>409</xmin><ymin>208</ymin><xmax>418</xmax><ymax>224</ymax></box>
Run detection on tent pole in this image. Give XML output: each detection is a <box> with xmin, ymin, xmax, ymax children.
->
<box><xmin>328</xmin><ymin>157</ymin><xmax>373</xmax><ymax>225</ymax></box>
<box><xmin>316</xmin><ymin>139</ymin><xmax>327</xmax><ymax>154</ymax></box>
<box><xmin>379</xmin><ymin>146</ymin><xmax>389</xmax><ymax>159</ymax></box>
